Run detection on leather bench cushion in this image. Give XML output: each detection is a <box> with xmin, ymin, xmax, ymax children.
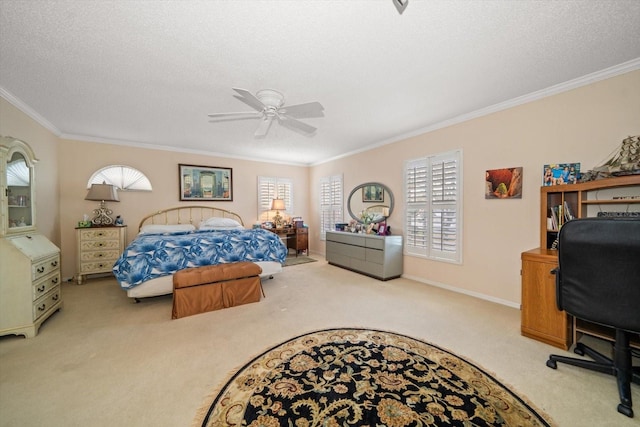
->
<box><xmin>172</xmin><ymin>276</ymin><xmax>261</xmax><ymax>319</ymax></box>
<box><xmin>173</xmin><ymin>261</ymin><xmax>262</xmax><ymax>289</ymax></box>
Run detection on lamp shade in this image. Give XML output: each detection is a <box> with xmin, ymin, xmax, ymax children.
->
<box><xmin>270</xmin><ymin>198</ymin><xmax>285</xmax><ymax>210</ymax></box>
<box><xmin>85</xmin><ymin>183</ymin><xmax>119</xmax><ymax>202</ymax></box>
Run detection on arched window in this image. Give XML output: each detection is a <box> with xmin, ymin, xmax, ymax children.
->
<box><xmin>88</xmin><ymin>165</ymin><xmax>152</xmax><ymax>191</ymax></box>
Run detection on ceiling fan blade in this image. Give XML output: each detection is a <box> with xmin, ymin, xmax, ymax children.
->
<box><xmin>279</xmin><ymin>115</ymin><xmax>317</xmax><ymax>135</ymax></box>
<box><xmin>208</xmin><ymin>112</ymin><xmax>261</xmax><ymax>119</ymax></box>
<box><xmin>279</xmin><ymin>101</ymin><xmax>324</xmax><ymax>119</ymax></box>
<box><xmin>232</xmin><ymin>88</ymin><xmax>265</xmax><ymax>111</ymax></box>
<box><xmin>254</xmin><ymin>117</ymin><xmax>274</xmax><ymax>138</ymax></box>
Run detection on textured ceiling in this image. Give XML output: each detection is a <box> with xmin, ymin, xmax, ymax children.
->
<box><xmin>1</xmin><ymin>1</ymin><xmax>639</xmax><ymax>166</ymax></box>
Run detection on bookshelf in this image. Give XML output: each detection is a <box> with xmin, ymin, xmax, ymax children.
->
<box><xmin>522</xmin><ymin>174</ymin><xmax>640</xmax><ymax>349</ymax></box>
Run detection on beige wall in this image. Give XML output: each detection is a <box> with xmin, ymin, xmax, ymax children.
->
<box><xmin>310</xmin><ymin>69</ymin><xmax>640</xmax><ymax>307</ymax></box>
<box><xmin>0</xmin><ymin>97</ymin><xmax>60</xmax><ymax>245</ymax></box>
<box><xmin>57</xmin><ymin>140</ymin><xmax>309</xmax><ymax>278</ymax></box>
<box><xmin>2</xmin><ymin>69</ymin><xmax>638</xmax><ymax>305</ymax></box>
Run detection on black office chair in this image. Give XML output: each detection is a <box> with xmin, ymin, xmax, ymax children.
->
<box><xmin>546</xmin><ymin>217</ymin><xmax>640</xmax><ymax>417</ymax></box>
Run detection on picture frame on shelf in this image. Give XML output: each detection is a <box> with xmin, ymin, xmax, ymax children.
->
<box><xmin>179</xmin><ymin>164</ymin><xmax>232</xmax><ymax>201</ymax></box>
<box><xmin>543</xmin><ymin>163</ymin><xmax>580</xmax><ymax>186</ymax></box>
<box><xmin>362</xmin><ymin>184</ymin><xmax>384</xmax><ymax>202</ymax></box>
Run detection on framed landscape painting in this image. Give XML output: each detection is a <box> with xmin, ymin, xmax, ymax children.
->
<box><xmin>179</xmin><ymin>164</ymin><xmax>232</xmax><ymax>201</ymax></box>
<box><xmin>362</xmin><ymin>184</ymin><xmax>384</xmax><ymax>202</ymax></box>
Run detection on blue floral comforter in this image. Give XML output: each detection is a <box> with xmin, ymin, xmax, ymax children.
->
<box><xmin>112</xmin><ymin>228</ymin><xmax>288</xmax><ymax>289</ymax></box>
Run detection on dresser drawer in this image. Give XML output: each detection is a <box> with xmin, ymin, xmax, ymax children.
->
<box><xmin>79</xmin><ymin>239</ymin><xmax>122</xmax><ymax>251</ymax></box>
<box><xmin>79</xmin><ymin>249</ymin><xmax>120</xmax><ymax>262</ymax></box>
<box><xmin>78</xmin><ymin>228</ymin><xmax>122</xmax><ymax>240</ymax></box>
<box><xmin>80</xmin><ymin>260</ymin><xmax>116</xmax><ymax>274</ymax></box>
<box><xmin>32</xmin><ymin>272</ymin><xmax>61</xmax><ymax>301</ymax></box>
<box><xmin>33</xmin><ymin>288</ymin><xmax>61</xmax><ymax>321</ymax></box>
<box><xmin>32</xmin><ymin>255</ymin><xmax>60</xmax><ymax>281</ymax></box>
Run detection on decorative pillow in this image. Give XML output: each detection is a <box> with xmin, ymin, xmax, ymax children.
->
<box><xmin>199</xmin><ymin>217</ymin><xmax>243</xmax><ymax>228</ymax></box>
<box><xmin>139</xmin><ymin>224</ymin><xmax>196</xmax><ymax>234</ymax></box>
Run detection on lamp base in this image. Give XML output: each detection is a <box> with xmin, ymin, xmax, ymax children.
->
<box><xmin>91</xmin><ymin>201</ymin><xmax>115</xmax><ymax>226</ymax></box>
<box><xmin>273</xmin><ymin>211</ymin><xmax>284</xmax><ymax>228</ymax></box>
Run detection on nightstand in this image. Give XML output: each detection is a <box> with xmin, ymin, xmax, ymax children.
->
<box><xmin>76</xmin><ymin>225</ymin><xmax>127</xmax><ymax>284</ymax></box>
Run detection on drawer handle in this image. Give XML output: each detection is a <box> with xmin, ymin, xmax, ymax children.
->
<box><xmin>52</xmin><ymin>294</ymin><xmax>59</xmax><ymax>301</ymax></box>
<box><xmin>97</xmin><ymin>253</ymin><xmax>104</xmax><ymax>257</ymax></box>
<box><xmin>38</xmin><ymin>303</ymin><xmax>46</xmax><ymax>312</ymax></box>
<box><xmin>52</xmin><ymin>277</ymin><xmax>59</xmax><ymax>284</ymax></box>
<box><xmin>51</xmin><ymin>260</ymin><xmax>58</xmax><ymax>267</ymax></box>
<box><xmin>98</xmin><ymin>264</ymin><xmax>105</xmax><ymax>268</ymax></box>
<box><xmin>37</xmin><ymin>266</ymin><xmax>45</xmax><ymax>273</ymax></box>
<box><xmin>37</xmin><ymin>285</ymin><xmax>45</xmax><ymax>293</ymax></box>
<box><xmin>97</xmin><ymin>232</ymin><xmax>104</xmax><ymax>237</ymax></box>
<box><xmin>98</xmin><ymin>243</ymin><xmax>105</xmax><ymax>247</ymax></box>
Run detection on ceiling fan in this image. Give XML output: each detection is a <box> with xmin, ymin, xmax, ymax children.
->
<box><xmin>208</xmin><ymin>88</ymin><xmax>324</xmax><ymax>137</ymax></box>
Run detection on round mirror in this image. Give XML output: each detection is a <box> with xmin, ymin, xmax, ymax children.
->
<box><xmin>347</xmin><ymin>182</ymin><xmax>394</xmax><ymax>224</ymax></box>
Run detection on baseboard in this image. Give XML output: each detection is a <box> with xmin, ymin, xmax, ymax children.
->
<box><xmin>401</xmin><ymin>274</ymin><xmax>520</xmax><ymax>309</ymax></box>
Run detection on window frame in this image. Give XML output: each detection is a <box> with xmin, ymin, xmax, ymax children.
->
<box><xmin>404</xmin><ymin>149</ymin><xmax>463</xmax><ymax>264</ymax></box>
<box><xmin>319</xmin><ymin>174</ymin><xmax>343</xmax><ymax>240</ymax></box>
<box><xmin>257</xmin><ymin>176</ymin><xmax>294</xmax><ymax>222</ymax></box>
<box><xmin>88</xmin><ymin>165</ymin><xmax>152</xmax><ymax>191</ymax></box>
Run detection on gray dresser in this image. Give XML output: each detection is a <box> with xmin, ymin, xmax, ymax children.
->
<box><xmin>326</xmin><ymin>231</ymin><xmax>403</xmax><ymax>280</ymax></box>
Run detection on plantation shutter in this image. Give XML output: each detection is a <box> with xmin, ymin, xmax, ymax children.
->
<box><xmin>320</xmin><ymin>174</ymin><xmax>343</xmax><ymax>240</ymax></box>
<box><xmin>257</xmin><ymin>176</ymin><xmax>293</xmax><ymax>222</ymax></box>
<box><xmin>404</xmin><ymin>150</ymin><xmax>462</xmax><ymax>263</ymax></box>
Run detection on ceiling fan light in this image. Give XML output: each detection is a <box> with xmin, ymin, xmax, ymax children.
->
<box><xmin>256</xmin><ymin>89</ymin><xmax>284</xmax><ymax>108</ymax></box>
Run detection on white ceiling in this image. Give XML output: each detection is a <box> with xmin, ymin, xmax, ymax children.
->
<box><xmin>1</xmin><ymin>1</ymin><xmax>639</xmax><ymax>166</ymax></box>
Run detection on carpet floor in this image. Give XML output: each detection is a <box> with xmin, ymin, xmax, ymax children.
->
<box><xmin>195</xmin><ymin>328</ymin><xmax>553</xmax><ymax>427</ymax></box>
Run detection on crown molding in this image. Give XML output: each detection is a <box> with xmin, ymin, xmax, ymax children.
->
<box><xmin>312</xmin><ymin>57</ymin><xmax>640</xmax><ymax>166</ymax></box>
<box><xmin>0</xmin><ymin>86</ymin><xmax>61</xmax><ymax>136</ymax></box>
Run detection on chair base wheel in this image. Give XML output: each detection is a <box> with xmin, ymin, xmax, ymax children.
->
<box><xmin>617</xmin><ymin>403</ymin><xmax>634</xmax><ymax>418</ymax></box>
<box><xmin>546</xmin><ymin>359</ymin><xmax>557</xmax><ymax>369</ymax></box>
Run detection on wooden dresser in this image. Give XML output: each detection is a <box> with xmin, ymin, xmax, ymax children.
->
<box><xmin>326</xmin><ymin>231</ymin><xmax>403</xmax><ymax>280</ymax></box>
<box><xmin>76</xmin><ymin>225</ymin><xmax>127</xmax><ymax>284</ymax></box>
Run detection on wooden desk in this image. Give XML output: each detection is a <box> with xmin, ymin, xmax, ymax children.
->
<box><xmin>521</xmin><ymin>247</ymin><xmax>640</xmax><ymax>350</ymax></box>
<box><xmin>269</xmin><ymin>227</ymin><xmax>308</xmax><ymax>256</ymax></box>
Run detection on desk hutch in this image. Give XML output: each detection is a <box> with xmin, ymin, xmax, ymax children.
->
<box><xmin>0</xmin><ymin>137</ymin><xmax>62</xmax><ymax>338</ymax></box>
<box><xmin>521</xmin><ymin>175</ymin><xmax>640</xmax><ymax>349</ymax></box>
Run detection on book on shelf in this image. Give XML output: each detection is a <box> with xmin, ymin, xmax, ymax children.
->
<box><xmin>548</xmin><ymin>202</ymin><xmax>574</xmax><ymax>231</ymax></box>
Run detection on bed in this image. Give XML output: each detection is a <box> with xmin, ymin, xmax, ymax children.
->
<box><xmin>112</xmin><ymin>206</ymin><xmax>288</xmax><ymax>301</ymax></box>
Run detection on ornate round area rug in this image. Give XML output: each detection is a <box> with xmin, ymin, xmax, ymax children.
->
<box><xmin>194</xmin><ymin>328</ymin><xmax>554</xmax><ymax>427</ymax></box>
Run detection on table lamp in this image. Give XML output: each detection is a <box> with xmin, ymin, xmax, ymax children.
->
<box><xmin>271</xmin><ymin>198</ymin><xmax>285</xmax><ymax>228</ymax></box>
<box><xmin>85</xmin><ymin>183</ymin><xmax>119</xmax><ymax>225</ymax></box>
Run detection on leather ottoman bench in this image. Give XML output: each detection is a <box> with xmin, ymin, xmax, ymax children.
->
<box><xmin>172</xmin><ymin>262</ymin><xmax>263</xmax><ymax>319</ymax></box>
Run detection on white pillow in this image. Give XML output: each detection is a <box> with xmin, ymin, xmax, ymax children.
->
<box><xmin>199</xmin><ymin>217</ymin><xmax>243</xmax><ymax>228</ymax></box>
<box><xmin>199</xmin><ymin>224</ymin><xmax>244</xmax><ymax>231</ymax></box>
<box><xmin>139</xmin><ymin>224</ymin><xmax>196</xmax><ymax>234</ymax></box>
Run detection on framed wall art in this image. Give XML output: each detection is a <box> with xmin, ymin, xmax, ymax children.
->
<box><xmin>485</xmin><ymin>167</ymin><xmax>523</xmax><ymax>199</ymax></box>
<box><xmin>179</xmin><ymin>164</ymin><xmax>232</xmax><ymax>201</ymax></box>
<box><xmin>362</xmin><ymin>184</ymin><xmax>384</xmax><ymax>202</ymax></box>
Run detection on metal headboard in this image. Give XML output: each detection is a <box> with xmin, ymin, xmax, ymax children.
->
<box><xmin>138</xmin><ymin>206</ymin><xmax>244</xmax><ymax>231</ymax></box>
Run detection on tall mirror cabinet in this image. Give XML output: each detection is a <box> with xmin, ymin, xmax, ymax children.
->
<box><xmin>0</xmin><ymin>136</ymin><xmax>62</xmax><ymax>338</ymax></box>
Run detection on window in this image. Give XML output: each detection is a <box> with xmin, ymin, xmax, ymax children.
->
<box><xmin>88</xmin><ymin>165</ymin><xmax>152</xmax><ymax>191</ymax></box>
<box><xmin>257</xmin><ymin>176</ymin><xmax>293</xmax><ymax>221</ymax></box>
<box><xmin>404</xmin><ymin>149</ymin><xmax>462</xmax><ymax>263</ymax></box>
<box><xmin>319</xmin><ymin>174</ymin><xmax>343</xmax><ymax>240</ymax></box>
